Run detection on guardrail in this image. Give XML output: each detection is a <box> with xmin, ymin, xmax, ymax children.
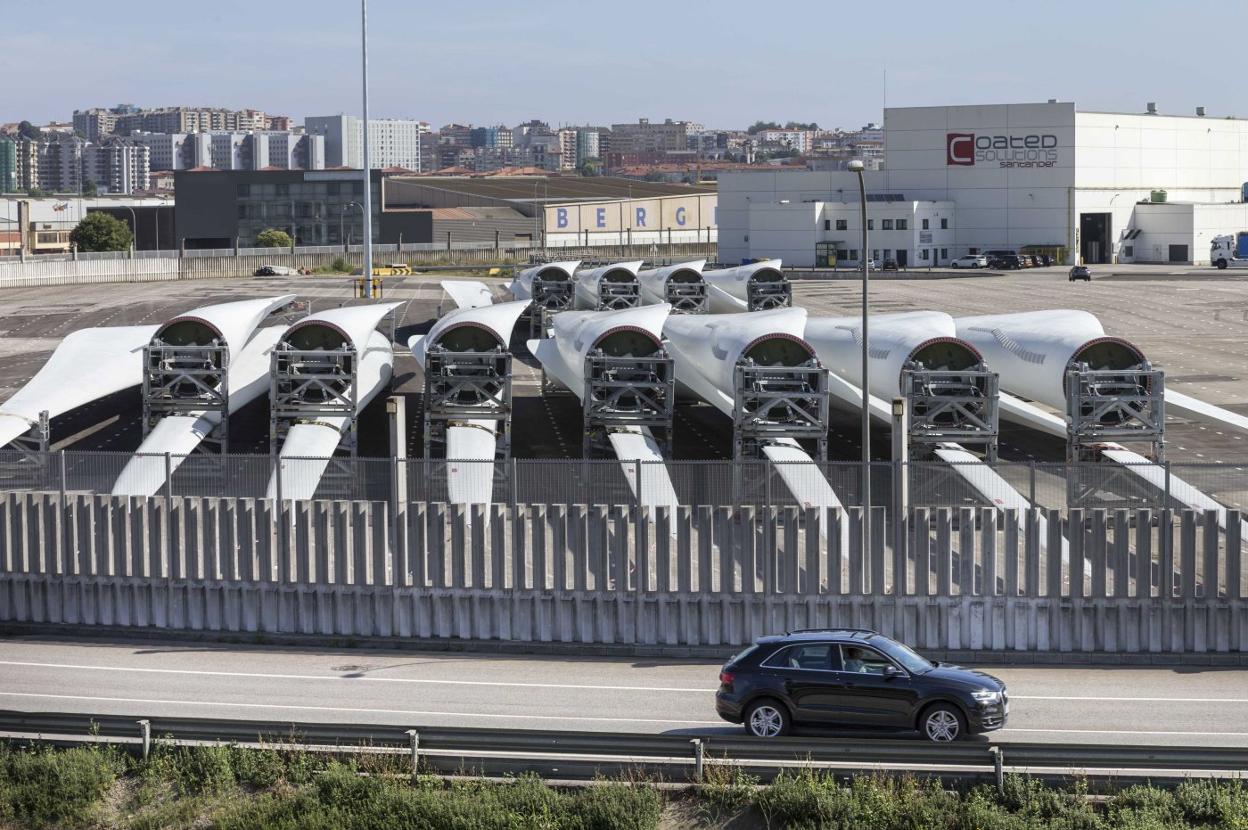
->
<box><xmin>3</xmin><ymin>711</ymin><xmax>1246</xmax><ymax>785</ymax></box>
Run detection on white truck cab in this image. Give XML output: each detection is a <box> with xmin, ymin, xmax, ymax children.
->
<box><xmin>1211</xmin><ymin>235</ymin><xmax>1248</xmax><ymax>269</ymax></box>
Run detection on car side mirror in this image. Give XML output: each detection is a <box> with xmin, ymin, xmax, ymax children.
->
<box><xmin>884</xmin><ymin>665</ymin><xmax>905</xmax><ymax>680</ymax></box>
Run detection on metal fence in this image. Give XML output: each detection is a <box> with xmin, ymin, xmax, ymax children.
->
<box><xmin>2</xmin><ymin>450</ymin><xmax>1246</xmax><ymax>514</ymax></box>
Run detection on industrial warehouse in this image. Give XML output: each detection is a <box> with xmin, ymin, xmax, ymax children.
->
<box><xmin>172</xmin><ymin>170</ymin><xmax>715</xmax><ymax>249</ymax></box>
<box><xmin>720</xmin><ymin>100</ymin><xmax>1248</xmax><ymax>266</ymax></box>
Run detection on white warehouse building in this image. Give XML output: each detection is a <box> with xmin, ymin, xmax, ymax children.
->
<box><xmin>719</xmin><ymin>101</ymin><xmax>1248</xmax><ymax>267</ymax></box>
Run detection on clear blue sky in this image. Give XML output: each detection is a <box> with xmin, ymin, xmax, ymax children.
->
<box><xmin>2</xmin><ymin>0</ymin><xmax>1240</xmax><ymax>130</ymax></box>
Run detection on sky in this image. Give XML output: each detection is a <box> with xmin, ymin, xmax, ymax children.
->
<box><xmin>2</xmin><ymin>0</ymin><xmax>1243</xmax><ymax>130</ymax></box>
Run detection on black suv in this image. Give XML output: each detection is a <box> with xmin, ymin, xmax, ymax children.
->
<box><xmin>715</xmin><ymin>629</ymin><xmax>1008</xmax><ymax>742</ymax></box>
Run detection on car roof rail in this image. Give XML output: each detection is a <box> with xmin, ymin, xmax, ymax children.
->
<box><xmin>785</xmin><ymin>627</ymin><xmax>880</xmax><ymax>637</ymax></box>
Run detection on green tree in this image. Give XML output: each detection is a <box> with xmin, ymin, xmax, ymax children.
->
<box><xmin>16</xmin><ymin>120</ymin><xmax>41</xmax><ymax>140</ymax></box>
<box><xmin>26</xmin><ymin>187</ymin><xmax>46</xmax><ymax>197</ymax></box>
<box><xmin>82</xmin><ymin>181</ymin><xmax>98</xmax><ymax>197</ymax></box>
<box><xmin>69</xmin><ymin>212</ymin><xmax>132</xmax><ymax>252</ymax></box>
<box><xmin>746</xmin><ymin>120</ymin><xmax>781</xmax><ymax>135</ymax></box>
<box><xmin>255</xmin><ymin>228</ymin><xmax>293</xmax><ymax>248</ymax></box>
<box><xmin>577</xmin><ymin>157</ymin><xmax>602</xmax><ymax>177</ymax></box>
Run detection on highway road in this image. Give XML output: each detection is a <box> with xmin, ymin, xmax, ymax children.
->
<box><xmin>2</xmin><ymin>636</ymin><xmax>1247</xmax><ymax>747</ymax></box>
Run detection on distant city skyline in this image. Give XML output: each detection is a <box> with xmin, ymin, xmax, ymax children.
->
<box><xmin>2</xmin><ymin>0</ymin><xmax>1241</xmax><ymax>129</ymax></box>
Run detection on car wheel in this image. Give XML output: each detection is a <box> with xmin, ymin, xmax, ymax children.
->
<box><xmin>744</xmin><ymin>699</ymin><xmax>790</xmax><ymax>738</ymax></box>
<box><xmin>1217</xmin><ymin>259</ymin><xmax>1228</xmax><ymax>270</ymax></box>
<box><xmin>920</xmin><ymin>703</ymin><xmax>966</xmax><ymax>742</ymax></box>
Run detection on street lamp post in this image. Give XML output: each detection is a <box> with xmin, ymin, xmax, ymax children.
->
<box><xmin>359</xmin><ymin>0</ymin><xmax>374</xmax><ymax>297</ymax></box>
<box><xmin>123</xmin><ymin>206</ymin><xmax>137</xmax><ymax>253</ymax></box>
<box><xmin>849</xmin><ymin>159</ymin><xmax>871</xmax><ymax>564</ymax></box>
<box><xmin>341</xmin><ymin>201</ymin><xmax>363</xmax><ymax>248</ymax></box>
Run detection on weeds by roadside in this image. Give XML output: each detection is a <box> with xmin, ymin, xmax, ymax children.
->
<box><xmin>0</xmin><ymin>741</ymin><xmax>1246</xmax><ymax>829</ymax></box>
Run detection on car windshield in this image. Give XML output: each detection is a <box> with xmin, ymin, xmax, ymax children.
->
<box><xmin>872</xmin><ymin>639</ymin><xmax>934</xmax><ymax>674</ymax></box>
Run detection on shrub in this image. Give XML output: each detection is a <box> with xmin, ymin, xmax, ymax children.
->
<box><xmin>0</xmin><ymin>744</ymin><xmax>121</xmax><ymax>829</ymax></box>
<box><xmin>255</xmin><ymin>228</ymin><xmax>293</xmax><ymax>248</ymax></box>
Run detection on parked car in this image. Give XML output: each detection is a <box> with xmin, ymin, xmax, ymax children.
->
<box><xmin>950</xmin><ymin>255</ymin><xmax>988</xmax><ymax>269</ymax></box>
<box><xmin>715</xmin><ymin>629</ymin><xmax>1008</xmax><ymax>742</ymax></box>
<box><xmin>1069</xmin><ymin>265</ymin><xmax>1091</xmax><ymax>281</ymax></box>
<box><xmin>881</xmin><ymin>258</ymin><xmax>899</xmax><ymax>271</ymax></box>
<box><xmin>987</xmin><ymin>254</ymin><xmax>1024</xmax><ymax>270</ymax></box>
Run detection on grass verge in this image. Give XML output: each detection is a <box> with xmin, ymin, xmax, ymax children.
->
<box><xmin>1</xmin><ymin>741</ymin><xmax>1246</xmax><ymax>829</ymax></box>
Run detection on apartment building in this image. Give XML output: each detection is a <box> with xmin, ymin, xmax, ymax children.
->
<box><xmin>305</xmin><ymin>115</ymin><xmax>426</xmax><ymax>171</ymax></box>
<box><xmin>82</xmin><ymin>139</ymin><xmax>151</xmax><ymax>194</ymax></box>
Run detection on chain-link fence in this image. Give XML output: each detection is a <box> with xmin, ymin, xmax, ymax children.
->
<box><xmin>2</xmin><ymin>450</ymin><xmax>1247</xmax><ymax>512</ymax></box>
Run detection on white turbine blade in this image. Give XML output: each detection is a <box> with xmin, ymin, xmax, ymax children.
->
<box><xmin>1101</xmin><ymin>447</ymin><xmax>1248</xmax><ymax>537</ymax></box>
<box><xmin>111</xmin><ymin>414</ymin><xmax>217</xmax><ymax>496</ymax></box>
<box><xmin>609</xmin><ymin>428</ymin><xmax>679</xmax><ymax>515</ymax></box>
<box><xmin>762</xmin><ymin>442</ymin><xmax>849</xmax><ymax>552</ymax></box>
<box><xmin>266</xmin><ymin>330</ymin><xmax>393</xmax><ymax>501</ymax></box>
<box><xmin>165</xmin><ymin>294</ymin><xmax>295</xmax><ymax>360</ymax></box>
<box><xmin>1165</xmin><ymin>389</ymin><xmax>1248</xmax><ymax>434</ymax></box>
<box><xmin>266</xmin><ymin>422</ymin><xmax>345</xmax><ymax>501</ymax></box>
<box><xmin>111</xmin><ymin>326</ymin><xmax>289</xmax><ymax>496</ymax></box>
<box><xmin>933</xmin><ymin>443</ymin><xmax>1071</xmax><ymax>564</ymax></box>
<box><xmin>446</xmin><ymin>420</ymin><xmax>498</xmax><ymax>508</ymax></box>
<box><xmin>0</xmin><ymin>325</ymin><xmax>159</xmax><ymax>448</ymax></box>
<box><xmin>998</xmin><ymin>392</ymin><xmax>1068</xmax><ymax>438</ymax></box>
<box><xmin>441</xmin><ymin>280</ymin><xmax>495</xmax><ymax>310</ymax></box>
<box><xmin>825</xmin><ymin>371</ymin><xmax>893</xmax><ymax>422</ymax></box>
<box><xmin>705</xmin><ymin>283</ymin><xmax>747</xmax><ymax>313</ymax></box>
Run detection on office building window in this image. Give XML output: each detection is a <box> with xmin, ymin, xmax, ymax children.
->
<box><xmin>824</xmin><ymin>219</ymin><xmax>831</xmax><ymax>230</ymax></box>
<box><xmin>881</xmin><ymin>219</ymin><xmax>894</xmax><ymax>230</ymax></box>
<box><xmin>896</xmin><ymin>219</ymin><xmax>908</xmax><ymax>230</ymax></box>
<box><xmin>921</xmin><ymin>249</ymin><xmax>930</xmax><ymax>260</ymax></box>
<box><xmin>867</xmin><ymin>219</ymin><xmax>874</xmax><ymax>230</ymax></box>
<box><xmin>922</xmin><ymin>218</ymin><xmax>929</xmax><ymax>230</ymax></box>
<box><xmin>941</xmin><ymin>248</ymin><xmax>948</xmax><ymax>259</ymax></box>
<box><xmin>941</xmin><ymin>218</ymin><xmax>949</xmax><ymax>229</ymax></box>
<box><xmin>835</xmin><ymin>219</ymin><xmax>848</xmax><ymax>231</ymax></box>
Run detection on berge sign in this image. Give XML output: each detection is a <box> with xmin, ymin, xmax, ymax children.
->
<box><xmin>946</xmin><ymin>132</ymin><xmax>1059</xmax><ymax>168</ymax></box>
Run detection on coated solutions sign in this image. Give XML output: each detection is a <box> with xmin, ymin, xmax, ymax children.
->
<box><xmin>946</xmin><ymin>132</ymin><xmax>1059</xmax><ymax>168</ymax></box>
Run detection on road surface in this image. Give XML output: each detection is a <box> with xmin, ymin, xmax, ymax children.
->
<box><xmin>1</xmin><ymin>636</ymin><xmax>1246</xmax><ymax>746</ymax></box>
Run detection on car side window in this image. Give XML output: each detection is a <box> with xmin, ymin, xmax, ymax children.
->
<box><xmin>839</xmin><ymin>645</ymin><xmax>899</xmax><ymax>676</ymax></box>
<box><xmin>764</xmin><ymin>644</ymin><xmax>833</xmax><ymax>671</ymax></box>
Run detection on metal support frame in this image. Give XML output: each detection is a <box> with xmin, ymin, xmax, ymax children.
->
<box><xmin>746</xmin><ymin>278</ymin><xmax>792</xmax><ymax>311</ymax></box>
<box><xmin>142</xmin><ymin>341</ymin><xmax>230</xmax><ymax>454</ymax></box>
<box><xmin>665</xmin><ymin>281</ymin><xmax>707</xmax><ymax>314</ymax></box>
<box><xmin>525</xmin><ymin>273</ymin><xmax>576</xmax><ymax>339</ymax></box>
<box><xmin>1064</xmin><ymin>363</ymin><xmax>1166</xmax><ymax>506</ymax></box>
<box><xmin>581</xmin><ymin>350</ymin><xmax>675</xmax><ymax>459</ymax></box>
<box><xmin>270</xmin><ymin>345</ymin><xmax>359</xmax><ymax>454</ymax></box>
<box><xmin>421</xmin><ymin>345</ymin><xmax>513</xmax><ymax>461</ymax></box>
<box><xmin>731</xmin><ymin>361</ymin><xmax>829</xmax><ymax>462</ymax></box>
<box><xmin>902</xmin><ymin>366</ymin><xmax>1000</xmax><ymax>460</ymax></box>
<box><xmin>1065</xmin><ymin>364</ymin><xmax>1165</xmax><ymax>463</ymax></box>
<box><xmin>592</xmin><ymin>281</ymin><xmax>640</xmax><ymax>311</ymax></box>
<box><xmin>7</xmin><ymin>410</ymin><xmax>50</xmax><ymax>457</ymax></box>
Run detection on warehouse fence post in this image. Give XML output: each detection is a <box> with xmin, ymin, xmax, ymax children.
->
<box><xmin>991</xmin><ymin>746</ymin><xmax>1004</xmax><ymax>794</ymax></box>
<box><xmin>690</xmin><ymin>738</ymin><xmax>704</xmax><ymax>782</ymax></box>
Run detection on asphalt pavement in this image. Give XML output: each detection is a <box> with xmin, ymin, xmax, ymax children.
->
<box><xmin>1</xmin><ymin>636</ymin><xmax>1246</xmax><ymax>747</ymax></box>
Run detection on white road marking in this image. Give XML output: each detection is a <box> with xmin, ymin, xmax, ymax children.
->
<box><xmin>1010</xmin><ymin>695</ymin><xmax>1248</xmax><ymax>704</ymax></box>
<box><xmin>0</xmin><ymin>692</ymin><xmax>723</xmax><ymax>727</ymax></box>
<box><xmin>4</xmin><ymin>661</ymin><xmax>1248</xmax><ymax>704</ymax></box>
<box><xmin>0</xmin><ymin>660</ymin><xmax>711</xmax><ymax>694</ymax></box>
<box><xmin>1003</xmin><ymin>727</ymin><xmax>1248</xmax><ymax>737</ymax></box>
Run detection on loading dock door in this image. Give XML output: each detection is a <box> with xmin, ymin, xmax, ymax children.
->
<box><xmin>896</xmin><ymin>249</ymin><xmax>908</xmax><ymax>268</ymax></box>
<box><xmin>1168</xmin><ymin>244</ymin><xmax>1188</xmax><ymax>263</ymax></box>
<box><xmin>1080</xmin><ymin>213</ymin><xmax>1112</xmax><ymax>264</ymax></box>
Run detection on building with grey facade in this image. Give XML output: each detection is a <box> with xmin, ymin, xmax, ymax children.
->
<box><xmin>174</xmin><ymin>168</ymin><xmax>428</xmax><ymax>248</ymax></box>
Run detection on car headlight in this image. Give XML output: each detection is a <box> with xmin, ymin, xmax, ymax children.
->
<box><xmin>972</xmin><ymin>689</ymin><xmax>1001</xmax><ymax>702</ymax></box>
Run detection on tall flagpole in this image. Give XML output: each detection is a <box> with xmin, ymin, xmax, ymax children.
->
<box><xmin>360</xmin><ymin>0</ymin><xmax>374</xmax><ymax>297</ymax></box>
